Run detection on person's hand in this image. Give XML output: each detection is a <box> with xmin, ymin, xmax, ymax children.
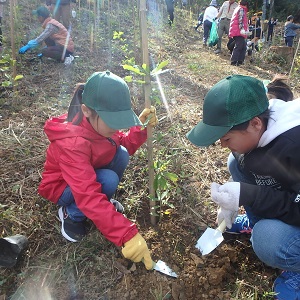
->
<box><xmin>217</xmin><ymin>207</ymin><xmax>238</xmax><ymax>229</ymax></box>
<box><xmin>240</xmin><ymin>29</ymin><xmax>246</xmax><ymax>35</ymax></box>
<box><xmin>19</xmin><ymin>45</ymin><xmax>30</xmax><ymax>54</ymax></box>
<box><xmin>139</xmin><ymin>106</ymin><xmax>158</xmax><ymax>127</ymax></box>
<box><xmin>210</xmin><ymin>182</ymin><xmax>240</xmax><ymax>211</ymax></box>
<box><xmin>19</xmin><ymin>40</ymin><xmax>38</xmax><ymax>54</ymax></box>
<box><xmin>27</xmin><ymin>39</ymin><xmax>39</xmax><ymax>48</ymax></box>
<box><xmin>122</xmin><ymin>233</ymin><xmax>155</xmax><ymax>270</ymax></box>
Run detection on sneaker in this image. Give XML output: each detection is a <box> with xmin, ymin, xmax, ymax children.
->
<box><xmin>214</xmin><ymin>49</ymin><xmax>221</xmax><ymax>54</ymax></box>
<box><xmin>274</xmin><ymin>271</ymin><xmax>300</xmax><ymax>300</ymax></box>
<box><xmin>64</xmin><ymin>55</ymin><xmax>74</xmax><ymax>66</ymax></box>
<box><xmin>226</xmin><ymin>214</ymin><xmax>252</xmax><ymax>234</ymax></box>
<box><xmin>247</xmin><ymin>41</ymin><xmax>253</xmax><ymax>46</ymax></box>
<box><xmin>110</xmin><ymin>199</ymin><xmax>124</xmax><ymax>214</ymax></box>
<box><xmin>58</xmin><ymin>207</ymin><xmax>86</xmax><ymax>242</ymax></box>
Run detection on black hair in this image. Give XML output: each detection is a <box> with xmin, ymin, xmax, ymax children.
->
<box><xmin>240</xmin><ymin>0</ymin><xmax>249</xmax><ymax>9</ymax></box>
<box><xmin>230</xmin><ymin>109</ymin><xmax>271</xmax><ymax>131</ymax></box>
<box><xmin>267</xmin><ymin>75</ymin><xmax>294</xmax><ymax>102</ymax></box>
<box><xmin>287</xmin><ymin>15</ymin><xmax>294</xmax><ymax>21</ymax></box>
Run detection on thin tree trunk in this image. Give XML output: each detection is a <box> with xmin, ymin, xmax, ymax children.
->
<box><xmin>139</xmin><ymin>0</ymin><xmax>157</xmax><ymax>226</ymax></box>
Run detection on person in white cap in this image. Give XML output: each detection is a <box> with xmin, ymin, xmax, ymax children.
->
<box><xmin>202</xmin><ymin>0</ymin><xmax>218</xmax><ymax>46</ymax></box>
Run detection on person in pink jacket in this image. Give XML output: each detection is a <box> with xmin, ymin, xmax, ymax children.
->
<box><xmin>38</xmin><ymin>70</ymin><xmax>158</xmax><ymax>270</ymax></box>
<box><xmin>228</xmin><ymin>0</ymin><xmax>249</xmax><ymax>66</ymax></box>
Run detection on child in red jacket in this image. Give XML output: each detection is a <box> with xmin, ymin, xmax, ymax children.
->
<box><xmin>38</xmin><ymin>70</ymin><xmax>158</xmax><ymax>270</ymax></box>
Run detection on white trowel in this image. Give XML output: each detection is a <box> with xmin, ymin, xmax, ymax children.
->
<box><xmin>195</xmin><ymin>220</ymin><xmax>227</xmax><ymax>255</ymax></box>
<box><xmin>153</xmin><ymin>260</ymin><xmax>178</xmax><ymax>278</ymax></box>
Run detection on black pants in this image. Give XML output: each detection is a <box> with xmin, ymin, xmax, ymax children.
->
<box><xmin>167</xmin><ymin>9</ymin><xmax>174</xmax><ymax>23</ymax></box>
<box><xmin>43</xmin><ymin>37</ymin><xmax>73</xmax><ymax>61</ymax></box>
<box><xmin>231</xmin><ymin>36</ymin><xmax>246</xmax><ymax>63</ymax></box>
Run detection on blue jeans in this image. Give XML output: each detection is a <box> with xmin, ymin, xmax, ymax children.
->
<box><xmin>227</xmin><ymin>153</ymin><xmax>259</xmax><ymax>227</ymax></box>
<box><xmin>227</xmin><ymin>153</ymin><xmax>300</xmax><ymax>272</ymax></box>
<box><xmin>57</xmin><ymin>146</ymin><xmax>129</xmax><ymax>222</ymax></box>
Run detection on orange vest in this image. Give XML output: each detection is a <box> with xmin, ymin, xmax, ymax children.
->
<box><xmin>42</xmin><ymin>17</ymin><xmax>74</xmax><ymax>52</ymax></box>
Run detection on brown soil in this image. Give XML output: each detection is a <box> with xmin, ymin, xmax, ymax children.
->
<box><xmin>0</xmin><ymin>2</ymin><xmax>299</xmax><ymax>300</ymax></box>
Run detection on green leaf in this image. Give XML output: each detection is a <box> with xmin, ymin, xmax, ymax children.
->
<box><xmin>2</xmin><ymin>80</ymin><xmax>12</xmax><ymax>87</ymax></box>
<box><xmin>122</xmin><ymin>64</ymin><xmax>145</xmax><ymax>75</ymax></box>
<box><xmin>14</xmin><ymin>75</ymin><xmax>24</xmax><ymax>81</ymax></box>
<box><xmin>124</xmin><ymin>75</ymin><xmax>133</xmax><ymax>82</ymax></box>
<box><xmin>141</xmin><ymin>63</ymin><xmax>150</xmax><ymax>74</ymax></box>
<box><xmin>135</xmin><ymin>79</ymin><xmax>145</xmax><ymax>84</ymax></box>
<box><xmin>164</xmin><ymin>172</ymin><xmax>178</xmax><ymax>182</ymax></box>
<box><xmin>151</xmin><ymin>60</ymin><xmax>169</xmax><ymax>75</ymax></box>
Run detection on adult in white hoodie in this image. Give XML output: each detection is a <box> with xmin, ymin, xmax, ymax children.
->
<box><xmin>187</xmin><ymin>75</ymin><xmax>300</xmax><ymax>300</ymax></box>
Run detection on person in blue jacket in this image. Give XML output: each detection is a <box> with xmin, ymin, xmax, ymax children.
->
<box><xmin>284</xmin><ymin>15</ymin><xmax>300</xmax><ymax>47</ymax></box>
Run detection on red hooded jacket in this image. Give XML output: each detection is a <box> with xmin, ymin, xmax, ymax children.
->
<box><xmin>38</xmin><ymin>113</ymin><xmax>147</xmax><ymax>246</ymax></box>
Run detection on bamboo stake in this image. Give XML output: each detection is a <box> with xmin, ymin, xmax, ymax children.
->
<box><xmin>139</xmin><ymin>0</ymin><xmax>157</xmax><ymax>225</ymax></box>
<box><xmin>9</xmin><ymin>0</ymin><xmax>16</xmax><ymax>93</ymax></box>
<box><xmin>288</xmin><ymin>37</ymin><xmax>300</xmax><ymax>81</ymax></box>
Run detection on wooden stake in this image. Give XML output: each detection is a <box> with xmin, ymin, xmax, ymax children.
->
<box><xmin>9</xmin><ymin>0</ymin><xmax>16</xmax><ymax>93</ymax></box>
<box><xmin>139</xmin><ymin>0</ymin><xmax>157</xmax><ymax>225</ymax></box>
<box><xmin>288</xmin><ymin>37</ymin><xmax>300</xmax><ymax>81</ymax></box>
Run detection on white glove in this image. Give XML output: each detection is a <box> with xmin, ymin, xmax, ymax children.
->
<box><xmin>211</xmin><ymin>182</ymin><xmax>240</xmax><ymax>211</ymax></box>
<box><xmin>217</xmin><ymin>207</ymin><xmax>238</xmax><ymax>229</ymax></box>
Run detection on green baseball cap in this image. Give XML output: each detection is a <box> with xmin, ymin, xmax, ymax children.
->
<box><xmin>82</xmin><ymin>71</ymin><xmax>142</xmax><ymax>130</ymax></box>
<box><xmin>32</xmin><ymin>6</ymin><xmax>50</xmax><ymax>18</ymax></box>
<box><xmin>186</xmin><ymin>75</ymin><xmax>269</xmax><ymax>147</ymax></box>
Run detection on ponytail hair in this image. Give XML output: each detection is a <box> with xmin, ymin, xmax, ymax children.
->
<box><xmin>67</xmin><ymin>83</ymin><xmax>85</xmax><ymax>125</ymax></box>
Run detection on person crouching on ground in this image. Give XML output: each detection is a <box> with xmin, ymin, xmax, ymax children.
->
<box><xmin>38</xmin><ymin>71</ymin><xmax>158</xmax><ymax>270</ymax></box>
<box><xmin>187</xmin><ymin>74</ymin><xmax>300</xmax><ymax>300</ymax></box>
<box><xmin>18</xmin><ymin>6</ymin><xmax>74</xmax><ymax>63</ymax></box>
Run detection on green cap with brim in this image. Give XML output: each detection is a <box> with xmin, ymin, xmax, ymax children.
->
<box><xmin>82</xmin><ymin>71</ymin><xmax>142</xmax><ymax>130</ymax></box>
<box><xmin>32</xmin><ymin>6</ymin><xmax>50</xmax><ymax>18</ymax></box>
<box><xmin>186</xmin><ymin>75</ymin><xmax>269</xmax><ymax>147</ymax></box>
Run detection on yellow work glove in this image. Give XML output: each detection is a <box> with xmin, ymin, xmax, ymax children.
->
<box><xmin>139</xmin><ymin>106</ymin><xmax>158</xmax><ymax>127</ymax></box>
<box><xmin>122</xmin><ymin>233</ymin><xmax>155</xmax><ymax>270</ymax></box>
